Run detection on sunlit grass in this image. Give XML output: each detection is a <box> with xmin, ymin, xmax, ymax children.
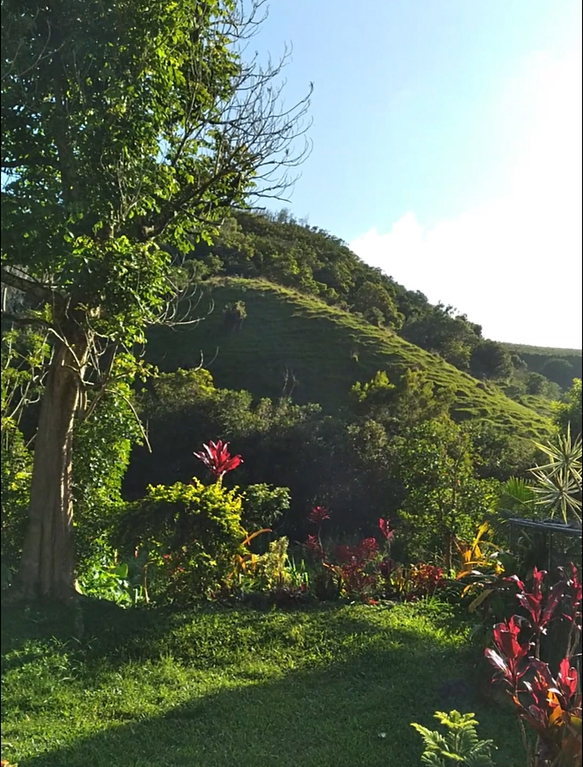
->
<box><xmin>2</xmin><ymin>600</ymin><xmax>524</xmax><ymax>767</ymax></box>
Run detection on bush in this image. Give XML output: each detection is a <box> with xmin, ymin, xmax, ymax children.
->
<box><xmin>396</xmin><ymin>417</ymin><xmax>498</xmax><ymax>570</ymax></box>
<box><xmin>240</xmin><ymin>483</ymin><xmax>290</xmax><ymax>532</ymax></box>
<box><xmin>484</xmin><ymin>564</ymin><xmax>582</xmax><ymax>767</ymax></box>
<box><xmin>117</xmin><ymin>478</ymin><xmax>245</xmax><ymax>603</ymax></box>
<box><xmin>0</xmin><ymin>422</ymin><xmax>32</xmax><ymax>572</ymax></box>
<box><xmin>411</xmin><ymin>710</ymin><xmax>496</xmax><ymax>766</ymax></box>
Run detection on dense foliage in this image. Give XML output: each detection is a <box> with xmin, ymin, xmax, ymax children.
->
<box><xmin>1</xmin><ymin>0</ymin><xmax>311</xmax><ymax>598</ymax></box>
<box><xmin>186</xmin><ymin>211</ymin><xmax>581</xmax><ymax>396</ymax></box>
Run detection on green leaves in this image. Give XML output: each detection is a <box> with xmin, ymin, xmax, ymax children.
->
<box><xmin>529</xmin><ymin>425</ymin><xmax>582</xmax><ymax>524</ymax></box>
<box><xmin>411</xmin><ymin>710</ymin><xmax>497</xmax><ymax>767</ymax></box>
<box><xmin>396</xmin><ymin>417</ymin><xmax>498</xmax><ymax>567</ymax></box>
<box><xmin>117</xmin><ymin>477</ymin><xmax>246</xmax><ymax>603</ymax></box>
<box><xmin>2</xmin><ymin>0</ymin><xmax>311</xmax><ymax>345</ymax></box>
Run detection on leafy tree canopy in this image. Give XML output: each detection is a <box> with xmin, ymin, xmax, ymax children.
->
<box><xmin>1</xmin><ymin>0</ymin><xmax>311</xmax><ymax>600</ymax></box>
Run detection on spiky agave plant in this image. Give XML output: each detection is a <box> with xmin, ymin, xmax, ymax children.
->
<box><xmin>530</xmin><ymin>425</ymin><xmax>582</xmax><ymax>526</ymax></box>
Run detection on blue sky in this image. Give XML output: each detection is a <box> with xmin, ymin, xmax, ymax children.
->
<box><xmin>252</xmin><ymin>0</ymin><xmax>582</xmax><ymax>348</ymax></box>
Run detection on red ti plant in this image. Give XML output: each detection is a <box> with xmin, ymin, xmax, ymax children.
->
<box><xmin>328</xmin><ymin>538</ymin><xmax>380</xmax><ymax>603</ymax></box>
<box><xmin>305</xmin><ymin>505</ymin><xmax>330</xmax><ymax>559</ymax></box>
<box><xmin>484</xmin><ymin>564</ymin><xmax>582</xmax><ymax>767</ymax></box>
<box><xmin>408</xmin><ymin>563</ymin><xmax>446</xmax><ymax>598</ymax></box>
<box><xmin>303</xmin><ymin>506</ymin><xmax>338</xmax><ymax>600</ymax></box>
<box><xmin>193</xmin><ymin>440</ymin><xmax>242</xmax><ymax>481</ymax></box>
<box><xmin>304</xmin><ymin>534</ymin><xmax>323</xmax><ymax>560</ymax></box>
<box><xmin>506</xmin><ymin>567</ymin><xmax>567</xmax><ymax>658</ymax></box>
<box><xmin>308</xmin><ymin>506</ymin><xmax>330</xmax><ymax>525</ymax></box>
<box><xmin>559</xmin><ymin>563</ymin><xmax>583</xmax><ymax>662</ymax></box>
<box><xmin>378</xmin><ymin>518</ymin><xmax>394</xmax><ymax>543</ymax></box>
<box><xmin>378</xmin><ymin>518</ymin><xmax>396</xmax><ymax>583</ymax></box>
<box><xmin>485</xmin><ymin>614</ymin><xmax>530</xmax><ymax>690</ymax></box>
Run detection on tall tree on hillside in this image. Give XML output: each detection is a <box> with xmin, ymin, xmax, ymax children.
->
<box><xmin>1</xmin><ymin>0</ymin><xmax>311</xmax><ymax>601</ymax></box>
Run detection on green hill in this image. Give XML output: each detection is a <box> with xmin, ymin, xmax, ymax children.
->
<box><xmin>185</xmin><ymin>211</ymin><xmax>580</xmax><ymax>390</ymax></box>
<box><xmin>147</xmin><ymin>278</ymin><xmax>552</xmax><ymax>438</ymax></box>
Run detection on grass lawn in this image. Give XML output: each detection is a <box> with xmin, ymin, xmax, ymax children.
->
<box><xmin>2</xmin><ymin>599</ymin><xmax>523</xmax><ymax>767</ymax></box>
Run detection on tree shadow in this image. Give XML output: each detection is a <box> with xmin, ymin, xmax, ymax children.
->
<box><xmin>3</xmin><ymin>603</ymin><xmax>524</xmax><ymax>767</ymax></box>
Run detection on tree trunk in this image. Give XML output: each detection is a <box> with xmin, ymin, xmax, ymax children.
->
<box><xmin>13</xmin><ymin>335</ymin><xmax>86</xmax><ymax>601</ymax></box>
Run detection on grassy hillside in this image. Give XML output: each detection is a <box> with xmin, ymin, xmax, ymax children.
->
<box><xmin>147</xmin><ymin>278</ymin><xmax>551</xmax><ymax>438</ymax></box>
<box><xmin>502</xmin><ymin>342</ymin><xmax>581</xmax><ymax>358</ymax></box>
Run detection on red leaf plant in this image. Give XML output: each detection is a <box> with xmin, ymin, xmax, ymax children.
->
<box><xmin>304</xmin><ymin>506</ymin><xmax>331</xmax><ymax>561</ymax></box>
<box><xmin>408</xmin><ymin>563</ymin><xmax>446</xmax><ymax>598</ymax></box>
<box><xmin>378</xmin><ymin>518</ymin><xmax>394</xmax><ymax>542</ymax></box>
<box><xmin>328</xmin><ymin>538</ymin><xmax>382</xmax><ymax>603</ymax></box>
<box><xmin>308</xmin><ymin>506</ymin><xmax>330</xmax><ymax>525</ymax></box>
<box><xmin>485</xmin><ymin>564</ymin><xmax>582</xmax><ymax>767</ymax></box>
<box><xmin>484</xmin><ymin>615</ymin><xmax>530</xmax><ymax>689</ymax></box>
<box><xmin>304</xmin><ymin>534</ymin><xmax>323</xmax><ymax>560</ymax></box>
<box><xmin>507</xmin><ymin>567</ymin><xmax>567</xmax><ymax>646</ymax></box>
<box><xmin>193</xmin><ymin>440</ymin><xmax>242</xmax><ymax>480</ymax></box>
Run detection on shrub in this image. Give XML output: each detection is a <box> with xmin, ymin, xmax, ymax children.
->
<box><xmin>387</xmin><ymin>563</ymin><xmax>446</xmax><ymax>601</ymax></box>
<box><xmin>117</xmin><ymin>478</ymin><xmax>245</xmax><ymax>603</ymax></box>
<box><xmin>240</xmin><ymin>483</ymin><xmax>291</xmax><ymax>531</ymax></box>
<box><xmin>484</xmin><ymin>564</ymin><xmax>582</xmax><ymax>767</ymax></box>
<box><xmin>529</xmin><ymin>426</ymin><xmax>582</xmax><ymax>526</ymax></box>
<box><xmin>0</xmin><ymin>422</ymin><xmax>31</xmax><ymax>572</ymax></box>
<box><xmin>396</xmin><ymin>417</ymin><xmax>498</xmax><ymax>570</ymax></box>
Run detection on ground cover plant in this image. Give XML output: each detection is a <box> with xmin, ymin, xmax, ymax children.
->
<box><xmin>1</xmin><ymin>600</ymin><xmax>525</xmax><ymax>767</ymax></box>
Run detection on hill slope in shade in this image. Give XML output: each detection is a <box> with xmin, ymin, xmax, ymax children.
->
<box><xmin>500</xmin><ymin>343</ymin><xmax>581</xmax><ymax>389</ymax></box>
<box><xmin>147</xmin><ymin>278</ymin><xmax>551</xmax><ymax>438</ymax></box>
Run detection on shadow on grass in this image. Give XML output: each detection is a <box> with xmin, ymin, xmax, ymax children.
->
<box><xmin>2</xmin><ymin>599</ymin><xmax>389</xmax><ymax>673</ymax></box>
<box><xmin>16</xmin><ymin>639</ymin><xmax>488</xmax><ymax>767</ymax></box>
<box><xmin>2</xmin><ymin>600</ymin><xmax>524</xmax><ymax>767</ymax></box>
<box><xmin>1</xmin><ymin>596</ymin><xmax>471</xmax><ymax>678</ymax></box>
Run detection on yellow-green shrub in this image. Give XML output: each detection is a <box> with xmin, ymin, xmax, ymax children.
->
<box><xmin>117</xmin><ymin>478</ymin><xmax>245</xmax><ymax>603</ymax></box>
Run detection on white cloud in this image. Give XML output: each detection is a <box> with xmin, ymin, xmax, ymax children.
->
<box><xmin>350</xmin><ymin>50</ymin><xmax>582</xmax><ymax>348</ymax></box>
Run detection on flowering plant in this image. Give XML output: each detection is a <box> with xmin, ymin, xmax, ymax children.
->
<box><xmin>308</xmin><ymin>505</ymin><xmax>330</xmax><ymax>524</ymax></box>
<box><xmin>193</xmin><ymin>440</ymin><xmax>242</xmax><ymax>480</ymax></box>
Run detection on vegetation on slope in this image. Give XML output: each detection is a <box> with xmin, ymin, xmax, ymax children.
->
<box><xmin>501</xmin><ymin>343</ymin><xmax>582</xmax><ymax>389</ymax></box>
<box><xmin>185</xmin><ymin>210</ymin><xmax>580</xmax><ymax>391</ymax></box>
<box><xmin>147</xmin><ymin>278</ymin><xmax>551</xmax><ymax>438</ymax></box>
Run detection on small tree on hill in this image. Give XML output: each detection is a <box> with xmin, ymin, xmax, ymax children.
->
<box><xmin>1</xmin><ymin>0</ymin><xmax>311</xmax><ymax>601</ymax></box>
<box><xmin>555</xmin><ymin>379</ymin><xmax>582</xmax><ymax>438</ymax></box>
<box><xmin>396</xmin><ymin>417</ymin><xmax>496</xmax><ymax>570</ymax></box>
<box><xmin>469</xmin><ymin>339</ymin><xmax>513</xmax><ymax>381</ymax></box>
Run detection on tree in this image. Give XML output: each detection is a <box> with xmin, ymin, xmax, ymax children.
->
<box><xmin>352</xmin><ymin>281</ymin><xmax>403</xmax><ymax>329</ymax></box>
<box><xmin>525</xmin><ymin>372</ymin><xmax>560</xmax><ymax>399</ymax></box>
<box><xmin>350</xmin><ymin>369</ymin><xmax>453</xmax><ymax>435</ymax></box>
<box><xmin>554</xmin><ymin>379</ymin><xmax>582</xmax><ymax>438</ymax></box>
<box><xmin>1</xmin><ymin>0</ymin><xmax>311</xmax><ymax>600</ymax></box>
<box><xmin>469</xmin><ymin>339</ymin><xmax>513</xmax><ymax>381</ymax></box>
<box><xmin>401</xmin><ymin>304</ymin><xmax>480</xmax><ymax>370</ymax></box>
<box><xmin>396</xmin><ymin>417</ymin><xmax>496</xmax><ymax>570</ymax></box>
<box><xmin>541</xmin><ymin>358</ymin><xmax>577</xmax><ymax>390</ymax></box>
